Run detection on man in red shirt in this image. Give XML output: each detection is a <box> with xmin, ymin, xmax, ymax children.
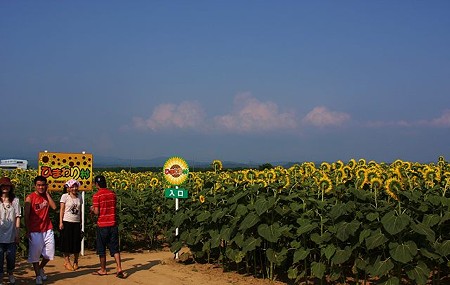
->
<box><xmin>90</xmin><ymin>175</ymin><xmax>127</xmax><ymax>278</ymax></box>
<box><xmin>24</xmin><ymin>176</ymin><xmax>57</xmax><ymax>285</ymax></box>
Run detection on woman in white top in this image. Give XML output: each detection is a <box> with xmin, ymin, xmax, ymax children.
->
<box><xmin>0</xmin><ymin>177</ymin><xmax>21</xmax><ymax>285</ymax></box>
<box><xmin>59</xmin><ymin>179</ymin><xmax>83</xmax><ymax>271</ymax></box>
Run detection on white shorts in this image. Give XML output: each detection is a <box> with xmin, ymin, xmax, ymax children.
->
<box><xmin>28</xmin><ymin>229</ymin><xmax>55</xmax><ymax>263</ymax></box>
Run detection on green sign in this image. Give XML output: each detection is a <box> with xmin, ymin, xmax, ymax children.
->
<box><xmin>164</xmin><ymin>188</ymin><xmax>188</xmax><ymax>199</ymax></box>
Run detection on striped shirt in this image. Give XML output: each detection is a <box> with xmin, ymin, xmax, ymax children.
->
<box><xmin>92</xmin><ymin>188</ymin><xmax>117</xmax><ymax>227</ymax></box>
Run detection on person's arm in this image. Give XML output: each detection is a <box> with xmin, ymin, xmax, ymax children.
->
<box><xmin>14</xmin><ymin>215</ymin><xmax>20</xmax><ymax>243</ymax></box>
<box><xmin>46</xmin><ymin>191</ymin><xmax>57</xmax><ymax>210</ymax></box>
<box><xmin>59</xmin><ymin>200</ymin><xmax>65</xmax><ymax>230</ymax></box>
<box><xmin>14</xmin><ymin>199</ymin><xmax>21</xmax><ymax>243</ymax></box>
<box><xmin>12</xmin><ymin>198</ymin><xmax>21</xmax><ymax>243</ymax></box>
<box><xmin>79</xmin><ymin>197</ymin><xmax>83</xmax><ymax>225</ymax></box>
<box><xmin>90</xmin><ymin>194</ymin><xmax>99</xmax><ymax>215</ymax></box>
<box><xmin>90</xmin><ymin>205</ymin><xmax>99</xmax><ymax>215</ymax></box>
<box><xmin>24</xmin><ymin>196</ymin><xmax>31</xmax><ymax>239</ymax></box>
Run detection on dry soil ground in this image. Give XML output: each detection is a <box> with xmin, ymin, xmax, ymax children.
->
<box><xmin>6</xmin><ymin>248</ymin><xmax>287</xmax><ymax>285</ymax></box>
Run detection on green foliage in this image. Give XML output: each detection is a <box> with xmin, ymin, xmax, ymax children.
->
<box><xmin>4</xmin><ymin>156</ymin><xmax>450</xmax><ymax>284</ymax></box>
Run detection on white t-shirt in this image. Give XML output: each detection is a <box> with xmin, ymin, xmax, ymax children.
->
<box><xmin>60</xmin><ymin>193</ymin><xmax>83</xmax><ymax>223</ymax></box>
<box><xmin>0</xmin><ymin>197</ymin><xmax>21</xmax><ymax>243</ymax></box>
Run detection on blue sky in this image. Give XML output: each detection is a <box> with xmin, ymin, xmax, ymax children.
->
<box><xmin>1</xmin><ymin>1</ymin><xmax>449</xmax><ymax>164</ymax></box>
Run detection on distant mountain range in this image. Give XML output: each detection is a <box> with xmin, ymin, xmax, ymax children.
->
<box><xmin>4</xmin><ymin>155</ymin><xmax>300</xmax><ymax>170</ymax></box>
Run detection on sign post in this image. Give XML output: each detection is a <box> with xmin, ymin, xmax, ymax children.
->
<box><xmin>163</xmin><ymin>157</ymin><xmax>189</xmax><ymax>260</ymax></box>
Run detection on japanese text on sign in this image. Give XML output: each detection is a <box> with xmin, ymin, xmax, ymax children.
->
<box><xmin>38</xmin><ymin>152</ymin><xmax>93</xmax><ymax>191</ymax></box>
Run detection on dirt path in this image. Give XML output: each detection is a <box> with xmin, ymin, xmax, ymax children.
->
<box><xmin>9</xmin><ymin>248</ymin><xmax>287</xmax><ymax>285</ymax></box>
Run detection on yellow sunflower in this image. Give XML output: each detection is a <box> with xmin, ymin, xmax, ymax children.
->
<box><xmin>199</xmin><ymin>195</ymin><xmax>206</xmax><ymax>203</ymax></box>
<box><xmin>235</xmin><ymin>171</ymin><xmax>245</xmax><ymax>182</ymax></box>
<box><xmin>283</xmin><ymin>175</ymin><xmax>291</xmax><ymax>189</ymax></box>
<box><xmin>370</xmin><ymin>177</ymin><xmax>383</xmax><ymax>191</ymax></box>
<box><xmin>302</xmin><ymin>162</ymin><xmax>316</xmax><ymax>175</ymax></box>
<box><xmin>342</xmin><ymin>165</ymin><xmax>353</xmax><ymax>180</ymax></box>
<box><xmin>266</xmin><ymin>169</ymin><xmax>277</xmax><ymax>182</ymax></box>
<box><xmin>120</xmin><ymin>179</ymin><xmax>129</xmax><ymax>190</ymax></box>
<box><xmin>245</xmin><ymin>169</ymin><xmax>256</xmax><ymax>181</ymax></box>
<box><xmin>149</xmin><ymin>177</ymin><xmax>159</xmax><ymax>188</ymax></box>
<box><xmin>257</xmin><ymin>171</ymin><xmax>266</xmax><ymax>180</ymax></box>
<box><xmin>320</xmin><ymin>162</ymin><xmax>331</xmax><ymax>172</ymax></box>
<box><xmin>212</xmin><ymin>160</ymin><xmax>223</xmax><ymax>171</ymax></box>
<box><xmin>194</xmin><ymin>178</ymin><xmax>203</xmax><ymax>190</ymax></box>
<box><xmin>334</xmin><ymin>160</ymin><xmax>344</xmax><ymax>170</ymax></box>
<box><xmin>366</xmin><ymin>169</ymin><xmax>380</xmax><ymax>181</ymax></box>
<box><xmin>392</xmin><ymin>159</ymin><xmax>404</xmax><ymax>168</ymax></box>
<box><xmin>255</xmin><ymin>179</ymin><xmax>268</xmax><ymax>188</ymax></box>
<box><xmin>356</xmin><ymin>167</ymin><xmax>368</xmax><ymax>188</ymax></box>
<box><xmin>437</xmin><ymin>156</ymin><xmax>446</xmax><ymax>168</ymax></box>
<box><xmin>385</xmin><ymin>178</ymin><xmax>402</xmax><ymax>201</ymax></box>
<box><xmin>334</xmin><ymin>169</ymin><xmax>344</xmax><ymax>184</ymax></box>
<box><xmin>347</xmin><ymin>159</ymin><xmax>356</xmax><ymax>169</ymax></box>
<box><xmin>319</xmin><ymin>176</ymin><xmax>332</xmax><ymax>193</ymax></box>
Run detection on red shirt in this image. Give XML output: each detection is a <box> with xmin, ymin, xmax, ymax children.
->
<box><xmin>92</xmin><ymin>188</ymin><xmax>117</xmax><ymax>227</ymax></box>
<box><xmin>26</xmin><ymin>192</ymin><xmax>53</xmax><ymax>233</ymax></box>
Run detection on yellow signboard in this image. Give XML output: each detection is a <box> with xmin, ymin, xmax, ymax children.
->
<box><xmin>163</xmin><ymin>156</ymin><xmax>189</xmax><ymax>185</ymax></box>
<box><xmin>38</xmin><ymin>152</ymin><xmax>93</xmax><ymax>191</ymax></box>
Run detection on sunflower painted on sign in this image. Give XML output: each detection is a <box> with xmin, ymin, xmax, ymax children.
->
<box><xmin>163</xmin><ymin>157</ymin><xmax>189</xmax><ymax>185</ymax></box>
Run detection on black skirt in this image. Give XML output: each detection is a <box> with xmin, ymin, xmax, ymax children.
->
<box><xmin>60</xmin><ymin>221</ymin><xmax>82</xmax><ymax>254</ymax></box>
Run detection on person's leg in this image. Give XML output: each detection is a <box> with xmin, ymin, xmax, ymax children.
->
<box><xmin>32</xmin><ymin>262</ymin><xmax>40</xmax><ymax>276</ymax></box>
<box><xmin>113</xmin><ymin>253</ymin><xmax>123</xmax><ymax>273</ymax></box>
<box><xmin>28</xmin><ymin>232</ymin><xmax>44</xmax><ymax>278</ymax></box>
<box><xmin>63</xmin><ymin>253</ymin><xmax>70</xmax><ymax>265</ymax></box>
<box><xmin>5</xmin><ymin>243</ymin><xmax>16</xmax><ymax>284</ymax></box>
<box><xmin>63</xmin><ymin>253</ymin><xmax>74</xmax><ymax>270</ymax></box>
<box><xmin>61</xmin><ymin>223</ymin><xmax>73</xmax><ymax>270</ymax></box>
<box><xmin>95</xmin><ymin>227</ymin><xmax>108</xmax><ymax>274</ymax></box>
<box><xmin>39</xmin><ymin>229</ymin><xmax>55</xmax><ymax>279</ymax></box>
<box><xmin>112</xmin><ymin>252</ymin><xmax>127</xmax><ymax>278</ymax></box>
<box><xmin>99</xmin><ymin>255</ymin><xmax>107</xmax><ymax>273</ymax></box>
<box><xmin>73</xmin><ymin>221</ymin><xmax>81</xmax><ymax>270</ymax></box>
<box><xmin>0</xmin><ymin>243</ymin><xmax>5</xmax><ymax>277</ymax></box>
<box><xmin>39</xmin><ymin>258</ymin><xmax>49</xmax><ymax>270</ymax></box>
<box><xmin>109</xmin><ymin>226</ymin><xmax>126</xmax><ymax>278</ymax></box>
<box><xmin>73</xmin><ymin>253</ymin><xmax>79</xmax><ymax>270</ymax></box>
<box><xmin>5</xmin><ymin>243</ymin><xmax>16</xmax><ymax>276</ymax></box>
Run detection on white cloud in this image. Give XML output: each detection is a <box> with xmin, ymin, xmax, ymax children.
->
<box><xmin>428</xmin><ymin>109</ymin><xmax>450</xmax><ymax>127</ymax></box>
<box><xmin>365</xmin><ymin>109</ymin><xmax>450</xmax><ymax>128</ymax></box>
<box><xmin>302</xmin><ymin>106</ymin><xmax>350</xmax><ymax>127</ymax></box>
<box><xmin>132</xmin><ymin>101</ymin><xmax>206</xmax><ymax>131</ymax></box>
<box><xmin>213</xmin><ymin>93</ymin><xmax>297</xmax><ymax>132</ymax></box>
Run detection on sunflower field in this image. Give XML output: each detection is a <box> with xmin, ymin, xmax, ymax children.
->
<box><xmin>3</xmin><ymin>156</ymin><xmax>450</xmax><ymax>284</ymax></box>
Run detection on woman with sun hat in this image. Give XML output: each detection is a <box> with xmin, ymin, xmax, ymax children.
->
<box><xmin>59</xmin><ymin>179</ymin><xmax>83</xmax><ymax>271</ymax></box>
<box><xmin>0</xmin><ymin>177</ymin><xmax>21</xmax><ymax>284</ymax></box>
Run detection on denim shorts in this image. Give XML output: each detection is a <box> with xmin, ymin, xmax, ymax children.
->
<box><xmin>96</xmin><ymin>226</ymin><xmax>120</xmax><ymax>257</ymax></box>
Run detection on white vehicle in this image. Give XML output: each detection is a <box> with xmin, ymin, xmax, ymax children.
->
<box><xmin>0</xmin><ymin>159</ymin><xmax>28</xmax><ymax>170</ymax></box>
